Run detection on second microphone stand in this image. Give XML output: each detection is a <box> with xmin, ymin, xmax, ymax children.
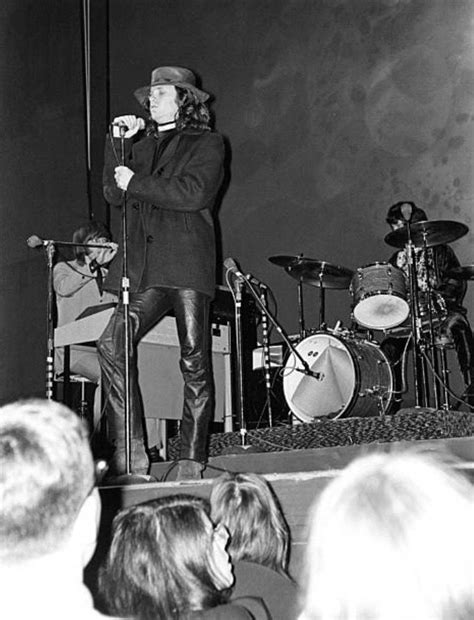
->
<box><xmin>227</xmin><ymin>266</ymin><xmax>322</xmax><ymax>446</ymax></box>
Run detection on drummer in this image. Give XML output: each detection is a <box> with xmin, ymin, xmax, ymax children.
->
<box><xmin>381</xmin><ymin>201</ymin><xmax>474</xmax><ymax>411</ymax></box>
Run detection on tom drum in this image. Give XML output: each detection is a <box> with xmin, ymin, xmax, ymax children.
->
<box><xmin>351</xmin><ymin>262</ymin><xmax>409</xmax><ymax>330</ymax></box>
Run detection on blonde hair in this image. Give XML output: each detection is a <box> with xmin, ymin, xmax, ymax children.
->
<box><xmin>210</xmin><ymin>471</ymin><xmax>290</xmax><ymax>573</ymax></box>
<box><xmin>298</xmin><ymin>448</ymin><xmax>474</xmax><ymax>620</ymax></box>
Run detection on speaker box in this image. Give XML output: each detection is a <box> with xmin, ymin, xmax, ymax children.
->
<box><xmin>137</xmin><ymin>321</ymin><xmax>232</xmax><ymax>424</ymax></box>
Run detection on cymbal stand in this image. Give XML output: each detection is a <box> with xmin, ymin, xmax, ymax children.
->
<box><xmin>318</xmin><ymin>272</ymin><xmax>326</xmax><ymax>329</ymax></box>
<box><xmin>297</xmin><ymin>277</ymin><xmax>306</xmax><ymax>340</ymax></box>
<box><xmin>406</xmin><ymin>235</ymin><xmax>430</xmax><ymax>407</ymax></box>
<box><xmin>420</xmin><ymin>236</ymin><xmax>441</xmax><ymax>409</ymax></box>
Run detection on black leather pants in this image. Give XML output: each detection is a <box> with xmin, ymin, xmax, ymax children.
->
<box><xmin>97</xmin><ymin>287</ymin><xmax>214</xmax><ymax>463</ymax></box>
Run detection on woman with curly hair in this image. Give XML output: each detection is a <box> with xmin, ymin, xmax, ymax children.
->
<box><xmin>98</xmin><ymin>494</ymin><xmax>269</xmax><ymax>620</ymax></box>
<box><xmin>210</xmin><ymin>472</ymin><xmax>297</xmax><ymax>620</ymax></box>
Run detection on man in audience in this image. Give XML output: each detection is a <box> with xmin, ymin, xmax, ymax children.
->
<box><xmin>0</xmin><ymin>398</ymin><xmax>115</xmax><ymax>619</ymax></box>
<box><xmin>298</xmin><ymin>448</ymin><xmax>474</xmax><ymax>620</ymax></box>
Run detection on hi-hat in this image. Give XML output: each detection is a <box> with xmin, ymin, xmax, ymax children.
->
<box><xmin>268</xmin><ymin>255</ymin><xmax>353</xmax><ymax>289</ymax></box>
<box><xmin>446</xmin><ymin>265</ymin><xmax>474</xmax><ymax>281</ymax></box>
<box><xmin>385</xmin><ymin>220</ymin><xmax>468</xmax><ymax>249</ymax></box>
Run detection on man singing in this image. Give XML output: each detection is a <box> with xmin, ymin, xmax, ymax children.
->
<box><xmin>98</xmin><ymin>66</ymin><xmax>226</xmax><ymax>479</ymax></box>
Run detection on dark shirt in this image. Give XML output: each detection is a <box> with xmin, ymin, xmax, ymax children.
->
<box><xmin>231</xmin><ymin>560</ymin><xmax>298</xmax><ymax>620</ymax></box>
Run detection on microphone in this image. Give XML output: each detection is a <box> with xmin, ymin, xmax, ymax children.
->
<box><xmin>246</xmin><ymin>273</ymin><xmax>267</xmax><ymax>289</ymax></box>
<box><xmin>27</xmin><ymin>235</ymin><xmax>48</xmax><ymax>248</ymax></box>
<box><xmin>111</xmin><ymin>118</ymin><xmax>145</xmax><ymax>132</ymax></box>
<box><xmin>224</xmin><ymin>257</ymin><xmax>244</xmax><ymax>278</ymax></box>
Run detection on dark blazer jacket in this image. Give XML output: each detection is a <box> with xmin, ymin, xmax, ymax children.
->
<box><xmin>103</xmin><ymin>128</ymin><xmax>225</xmax><ymax>298</ymax></box>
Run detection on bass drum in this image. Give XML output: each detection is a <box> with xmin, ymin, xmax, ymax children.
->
<box><xmin>283</xmin><ymin>332</ymin><xmax>394</xmax><ymax>422</ymax></box>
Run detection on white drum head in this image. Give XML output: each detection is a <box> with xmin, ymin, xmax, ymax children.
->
<box><xmin>353</xmin><ymin>294</ymin><xmax>409</xmax><ymax>330</ymax></box>
<box><xmin>283</xmin><ymin>334</ymin><xmax>355</xmax><ymax>423</ymax></box>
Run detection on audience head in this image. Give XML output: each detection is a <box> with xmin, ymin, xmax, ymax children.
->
<box><xmin>99</xmin><ymin>494</ymin><xmax>233</xmax><ymax>620</ymax></box>
<box><xmin>210</xmin><ymin>471</ymin><xmax>290</xmax><ymax>574</ymax></box>
<box><xmin>72</xmin><ymin>220</ymin><xmax>112</xmax><ymax>264</ymax></box>
<box><xmin>0</xmin><ymin>398</ymin><xmax>99</xmax><ymax>567</ymax></box>
<box><xmin>298</xmin><ymin>448</ymin><xmax>474</xmax><ymax>620</ymax></box>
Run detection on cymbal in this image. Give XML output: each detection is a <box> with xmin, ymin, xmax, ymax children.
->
<box><xmin>268</xmin><ymin>255</ymin><xmax>354</xmax><ymax>289</ymax></box>
<box><xmin>446</xmin><ymin>265</ymin><xmax>474</xmax><ymax>280</ymax></box>
<box><xmin>385</xmin><ymin>220</ymin><xmax>468</xmax><ymax>249</ymax></box>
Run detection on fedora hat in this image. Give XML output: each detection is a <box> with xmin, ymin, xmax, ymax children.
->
<box><xmin>134</xmin><ymin>66</ymin><xmax>210</xmax><ymax>106</ymax></box>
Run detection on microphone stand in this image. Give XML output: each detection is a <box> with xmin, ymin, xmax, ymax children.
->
<box><xmin>230</xmin><ymin>272</ymin><xmax>322</xmax><ymax>383</ymax></box>
<box><xmin>258</xmin><ymin>285</ymin><xmax>274</xmax><ymax>427</ymax></box>
<box><xmin>225</xmin><ymin>266</ymin><xmax>322</xmax><ymax>453</ymax></box>
<box><xmin>118</xmin><ymin>126</ymin><xmax>133</xmax><ymax>476</ymax></box>
<box><xmin>233</xmin><ymin>277</ymin><xmax>247</xmax><ymax>446</ymax></box>
<box><xmin>29</xmin><ymin>239</ymin><xmax>112</xmax><ymax>400</ymax></box>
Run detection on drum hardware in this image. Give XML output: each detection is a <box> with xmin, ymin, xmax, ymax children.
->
<box><xmin>226</xmin><ymin>257</ymin><xmax>324</xmax><ymax>437</ymax></box>
<box><xmin>350</xmin><ymin>262</ymin><xmax>409</xmax><ymax>330</ymax></box>
<box><xmin>282</xmin><ymin>332</ymin><xmax>394</xmax><ymax>422</ymax></box>
<box><xmin>384</xmin><ymin>219</ymin><xmax>468</xmax><ymax>249</ymax></box>
<box><xmin>268</xmin><ymin>254</ymin><xmax>354</xmax><ymax>334</ymax></box>
<box><xmin>445</xmin><ymin>265</ymin><xmax>474</xmax><ymax>281</ymax></box>
<box><xmin>383</xmin><ymin>218</ymin><xmax>470</xmax><ymax>410</ymax></box>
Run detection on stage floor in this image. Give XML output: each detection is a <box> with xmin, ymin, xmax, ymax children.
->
<box><xmin>90</xmin><ymin>409</ymin><xmax>473</xmax><ymax>592</ymax></box>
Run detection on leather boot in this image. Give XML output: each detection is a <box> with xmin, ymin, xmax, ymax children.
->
<box><xmin>108</xmin><ymin>438</ymin><xmax>149</xmax><ymax>476</ymax></box>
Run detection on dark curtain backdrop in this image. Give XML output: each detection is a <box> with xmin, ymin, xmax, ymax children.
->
<box><xmin>107</xmin><ymin>0</ymin><xmax>473</xmax><ymax>338</ymax></box>
<box><xmin>1</xmin><ymin>0</ymin><xmax>473</xmax><ymax>404</ymax></box>
<box><xmin>0</xmin><ymin>0</ymin><xmax>102</xmax><ymax>403</ymax></box>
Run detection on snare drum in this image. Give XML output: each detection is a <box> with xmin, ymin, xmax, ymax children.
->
<box><xmin>351</xmin><ymin>262</ymin><xmax>409</xmax><ymax>330</ymax></box>
<box><xmin>283</xmin><ymin>331</ymin><xmax>394</xmax><ymax>422</ymax></box>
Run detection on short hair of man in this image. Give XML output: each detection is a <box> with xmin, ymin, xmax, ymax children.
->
<box><xmin>210</xmin><ymin>472</ymin><xmax>290</xmax><ymax>573</ymax></box>
<box><xmin>298</xmin><ymin>448</ymin><xmax>474</xmax><ymax>620</ymax></box>
<box><xmin>99</xmin><ymin>494</ymin><xmax>225</xmax><ymax>619</ymax></box>
<box><xmin>0</xmin><ymin>399</ymin><xmax>95</xmax><ymax>562</ymax></box>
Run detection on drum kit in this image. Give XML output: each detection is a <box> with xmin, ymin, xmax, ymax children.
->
<box><xmin>267</xmin><ymin>219</ymin><xmax>472</xmax><ymax>423</ymax></box>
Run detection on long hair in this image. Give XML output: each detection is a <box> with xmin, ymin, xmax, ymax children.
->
<box><xmin>145</xmin><ymin>86</ymin><xmax>212</xmax><ymax>134</ymax></box>
<box><xmin>298</xmin><ymin>449</ymin><xmax>474</xmax><ymax>620</ymax></box>
<box><xmin>72</xmin><ymin>221</ymin><xmax>112</xmax><ymax>264</ymax></box>
<box><xmin>99</xmin><ymin>495</ymin><xmax>227</xmax><ymax>620</ymax></box>
<box><xmin>210</xmin><ymin>472</ymin><xmax>290</xmax><ymax>574</ymax></box>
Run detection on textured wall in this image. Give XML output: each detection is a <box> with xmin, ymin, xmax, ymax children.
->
<box><xmin>109</xmin><ymin>0</ymin><xmax>473</xmax><ymax>339</ymax></box>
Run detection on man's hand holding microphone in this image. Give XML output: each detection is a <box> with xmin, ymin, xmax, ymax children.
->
<box><xmin>111</xmin><ymin>115</ymin><xmax>145</xmax><ymax>190</ymax></box>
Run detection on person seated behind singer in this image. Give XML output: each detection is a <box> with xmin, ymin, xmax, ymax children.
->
<box><xmin>54</xmin><ymin>220</ymin><xmax>118</xmax><ymax>383</ymax></box>
<box><xmin>98</xmin><ymin>494</ymin><xmax>270</xmax><ymax>620</ymax></box>
<box><xmin>0</xmin><ymin>398</ymin><xmax>118</xmax><ymax>620</ymax></box>
<box><xmin>381</xmin><ymin>201</ymin><xmax>474</xmax><ymax>411</ymax></box>
<box><xmin>209</xmin><ymin>472</ymin><xmax>297</xmax><ymax>620</ymax></box>
<box><xmin>296</xmin><ymin>448</ymin><xmax>474</xmax><ymax>620</ymax></box>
